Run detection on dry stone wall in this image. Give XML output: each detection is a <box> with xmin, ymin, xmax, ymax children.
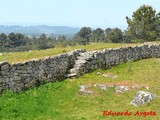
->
<box><xmin>0</xmin><ymin>49</ymin><xmax>85</xmax><ymax>92</ymax></box>
<box><xmin>0</xmin><ymin>43</ymin><xmax>160</xmax><ymax>92</ymax></box>
<box><xmin>67</xmin><ymin>43</ymin><xmax>160</xmax><ymax>77</ymax></box>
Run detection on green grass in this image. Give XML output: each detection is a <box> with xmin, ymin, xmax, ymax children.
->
<box><xmin>0</xmin><ymin>58</ymin><xmax>160</xmax><ymax>120</ymax></box>
<box><xmin>0</xmin><ymin>43</ymin><xmax>138</xmax><ymax>63</ymax></box>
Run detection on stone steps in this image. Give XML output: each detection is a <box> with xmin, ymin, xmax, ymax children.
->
<box><xmin>66</xmin><ymin>52</ymin><xmax>90</xmax><ymax>79</ymax></box>
<box><xmin>76</xmin><ymin>56</ymin><xmax>93</xmax><ymax>61</ymax></box>
<box><xmin>75</xmin><ymin>60</ymin><xmax>87</xmax><ymax>64</ymax></box>
<box><xmin>66</xmin><ymin>73</ymin><xmax>77</xmax><ymax>79</ymax></box>
<box><xmin>68</xmin><ymin>68</ymin><xmax>77</xmax><ymax>73</ymax></box>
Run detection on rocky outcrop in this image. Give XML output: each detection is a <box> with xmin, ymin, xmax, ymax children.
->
<box><xmin>131</xmin><ymin>91</ymin><xmax>155</xmax><ymax>106</ymax></box>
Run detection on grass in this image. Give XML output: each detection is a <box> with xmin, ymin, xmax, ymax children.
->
<box><xmin>0</xmin><ymin>58</ymin><xmax>160</xmax><ymax>120</ymax></box>
<box><xmin>0</xmin><ymin>42</ymin><xmax>138</xmax><ymax>63</ymax></box>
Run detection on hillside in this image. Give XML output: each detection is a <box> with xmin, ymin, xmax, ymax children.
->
<box><xmin>0</xmin><ymin>25</ymin><xmax>80</xmax><ymax>36</ymax></box>
<box><xmin>0</xmin><ymin>43</ymin><xmax>159</xmax><ymax>120</ymax></box>
<box><xmin>0</xmin><ymin>58</ymin><xmax>159</xmax><ymax>120</ymax></box>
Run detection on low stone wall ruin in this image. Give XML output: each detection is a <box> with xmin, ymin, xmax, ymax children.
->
<box><xmin>0</xmin><ymin>43</ymin><xmax>160</xmax><ymax>92</ymax></box>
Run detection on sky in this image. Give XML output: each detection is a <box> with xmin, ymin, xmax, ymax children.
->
<box><xmin>0</xmin><ymin>0</ymin><xmax>160</xmax><ymax>29</ymax></box>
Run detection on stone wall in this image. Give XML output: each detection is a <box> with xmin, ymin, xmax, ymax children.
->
<box><xmin>0</xmin><ymin>49</ymin><xmax>85</xmax><ymax>92</ymax></box>
<box><xmin>66</xmin><ymin>43</ymin><xmax>160</xmax><ymax>77</ymax></box>
<box><xmin>0</xmin><ymin>43</ymin><xmax>160</xmax><ymax>92</ymax></box>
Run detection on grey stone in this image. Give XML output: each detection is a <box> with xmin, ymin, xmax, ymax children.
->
<box><xmin>15</xmin><ymin>83</ymin><xmax>24</xmax><ymax>92</ymax></box>
<box><xmin>115</xmin><ymin>86</ymin><xmax>129</xmax><ymax>93</ymax></box>
<box><xmin>66</xmin><ymin>73</ymin><xmax>77</xmax><ymax>78</ymax></box>
<box><xmin>102</xmin><ymin>74</ymin><xmax>118</xmax><ymax>79</ymax></box>
<box><xmin>94</xmin><ymin>84</ymin><xmax>107</xmax><ymax>90</ymax></box>
<box><xmin>8</xmin><ymin>82</ymin><xmax>17</xmax><ymax>92</ymax></box>
<box><xmin>68</xmin><ymin>68</ymin><xmax>77</xmax><ymax>74</ymax></box>
<box><xmin>25</xmin><ymin>80</ymin><xmax>37</xmax><ymax>88</ymax></box>
<box><xmin>13</xmin><ymin>76</ymin><xmax>21</xmax><ymax>81</ymax></box>
<box><xmin>131</xmin><ymin>91</ymin><xmax>155</xmax><ymax>106</ymax></box>
<box><xmin>79</xmin><ymin>85</ymin><xmax>91</xmax><ymax>89</ymax></box>
<box><xmin>0</xmin><ymin>61</ymin><xmax>9</xmax><ymax>67</ymax></box>
<box><xmin>79</xmin><ymin>84</ymin><xmax>94</xmax><ymax>95</ymax></box>
<box><xmin>1</xmin><ymin>63</ymin><xmax>10</xmax><ymax>70</ymax></box>
<box><xmin>131</xmin><ymin>85</ymin><xmax>149</xmax><ymax>90</ymax></box>
<box><xmin>131</xmin><ymin>84</ymin><xmax>142</xmax><ymax>89</ymax></box>
<box><xmin>10</xmin><ymin>66</ymin><xmax>17</xmax><ymax>71</ymax></box>
<box><xmin>94</xmin><ymin>84</ymin><xmax>115</xmax><ymax>90</ymax></box>
<box><xmin>79</xmin><ymin>89</ymin><xmax>94</xmax><ymax>95</ymax></box>
<box><xmin>23</xmin><ymin>78</ymin><xmax>31</xmax><ymax>84</ymax></box>
<box><xmin>110</xmin><ymin>75</ymin><xmax>118</xmax><ymax>79</ymax></box>
<box><xmin>47</xmin><ymin>74</ymin><xmax>52</xmax><ymax>79</ymax></box>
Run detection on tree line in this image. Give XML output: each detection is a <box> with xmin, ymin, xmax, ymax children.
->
<box><xmin>75</xmin><ymin>5</ymin><xmax>160</xmax><ymax>45</ymax></box>
<box><xmin>74</xmin><ymin>27</ymin><xmax>124</xmax><ymax>45</ymax></box>
<box><xmin>0</xmin><ymin>5</ymin><xmax>160</xmax><ymax>52</ymax></box>
<box><xmin>0</xmin><ymin>33</ymin><xmax>70</xmax><ymax>52</ymax></box>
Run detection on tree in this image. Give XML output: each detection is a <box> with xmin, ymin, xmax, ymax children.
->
<box><xmin>0</xmin><ymin>33</ymin><xmax>7</xmax><ymax>46</ymax></box>
<box><xmin>76</xmin><ymin>27</ymin><xmax>92</xmax><ymax>45</ymax></box>
<box><xmin>8</xmin><ymin>33</ymin><xmax>26</xmax><ymax>47</ymax></box>
<box><xmin>57</xmin><ymin>35</ymin><xmax>66</xmax><ymax>41</ymax></box>
<box><xmin>8</xmin><ymin>32</ymin><xmax>16</xmax><ymax>41</ymax></box>
<box><xmin>56</xmin><ymin>35</ymin><xmax>67</xmax><ymax>47</ymax></box>
<box><xmin>105</xmin><ymin>28</ymin><xmax>112</xmax><ymax>42</ymax></box>
<box><xmin>8</xmin><ymin>32</ymin><xmax>17</xmax><ymax>47</ymax></box>
<box><xmin>0</xmin><ymin>33</ymin><xmax>7</xmax><ymax>41</ymax></box>
<box><xmin>126</xmin><ymin>5</ymin><xmax>160</xmax><ymax>41</ymax></box>
<box><xmin>15</xmin><ymin>33</ymin><xmax>25</xmax><ymax>46</ymax></box>
<box><xmin>37</xmin><ymin>34</ymin><xmax>48</xmax><ymax>49</ymax></box>
<box><xmin>108</xmin><ymin>28</ymin><xmax>123</xmax><ymax>43</ymax></box>
<box><xmin>155</xmin><ymin>12</ymin><xmax>160</xmax><ymax>38</ymax></box>
<box><xmin>91</xmin><ymin>28</ymin><xmax>105</xmax><ymax>42</ymax></box>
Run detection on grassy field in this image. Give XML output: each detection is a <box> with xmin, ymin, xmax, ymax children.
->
<box><xmin>0</xmin><ymin>43</ymin><xmax>139</xmax><ymax>63</ymax></box>
<box><xmin>0</xmin><ymin>58</ymin><xmax>160</xmax><ymax>120</ymax></box>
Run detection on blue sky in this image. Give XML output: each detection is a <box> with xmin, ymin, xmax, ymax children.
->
<box><xmin>0</xmin><ymin>0</ymin><xmax>160</xmax><ymax>29</ymax></box>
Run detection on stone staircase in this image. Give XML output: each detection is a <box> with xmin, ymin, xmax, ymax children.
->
<box><xmin>66</xmin><ymin>52</ymin><xmax>94</xmax><ymax>79</ymax></box>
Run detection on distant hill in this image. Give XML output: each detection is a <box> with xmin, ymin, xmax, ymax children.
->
<box><xmin>0</xmin><ymin>25</ymin><xmax>80</xmax><ymax>37</ymax></box>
